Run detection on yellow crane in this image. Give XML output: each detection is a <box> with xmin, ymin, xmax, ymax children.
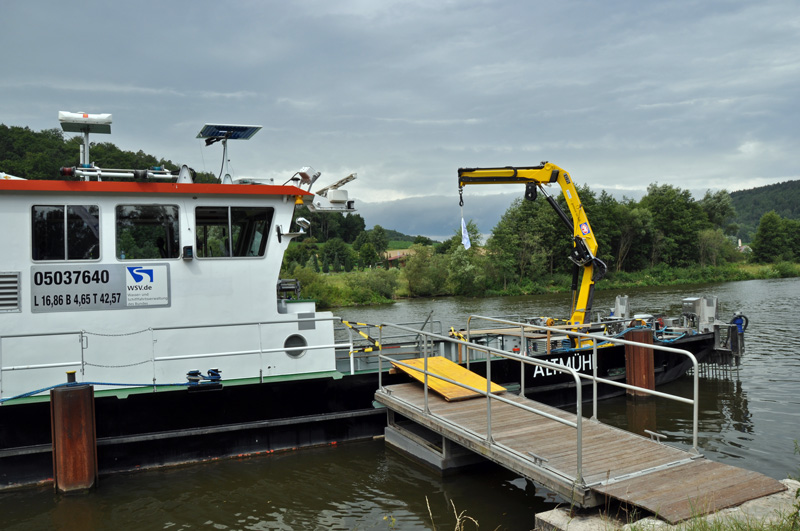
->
<box><xmin>458</xmin><ymin>162</ymin><xmax>607</xmax><ymax>328</ymax></box>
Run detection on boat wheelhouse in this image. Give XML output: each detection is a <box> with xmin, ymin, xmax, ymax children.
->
<box><xmin>0</xmin><ymin>177</ymin><xmax>357</xmax><ymax>401</ymax></box>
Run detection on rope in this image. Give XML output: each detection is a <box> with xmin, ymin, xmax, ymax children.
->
<box><xmin>85</xmin><ymin>360</ymin><xmax>151</xmax><ymax>368</ymax></box>
<box><xmin>82</xmin><ymin>328</ymin><xmax>151</xmax><ymax>337</ymax></box>
<box><xmin>656</xmin><ymin>332</ymin><xmax>687</xmax><ymax>343</ymax></box>
<box><xmin>0</xmin><ymin>380</ymin><xmax>193</xmax><ymax>404</ymax></box>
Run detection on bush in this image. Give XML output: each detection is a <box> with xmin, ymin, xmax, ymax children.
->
<box><xmin>345</xmin><ymin>269</ymin><xmax>399</xmax><ymax>303</ymax></box>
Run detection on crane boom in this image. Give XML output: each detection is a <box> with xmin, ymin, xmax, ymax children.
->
<box><xmin>458</xmin><ymin>163</ymin><xmax>607</xmax><ymax>327</ymax></box>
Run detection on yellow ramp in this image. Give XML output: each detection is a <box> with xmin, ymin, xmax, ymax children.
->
<box><xmin>391</xmin><ymin>356</ymin><xmax>506</xmax><ymax>402</ymax></box>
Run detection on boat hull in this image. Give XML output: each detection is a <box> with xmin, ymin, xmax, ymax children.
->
<box><xmin>0</xmin><ymin>332</ymin><xmax>714</xmax><ymax>490</ymax></box>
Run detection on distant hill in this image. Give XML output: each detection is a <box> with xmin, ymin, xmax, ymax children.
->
<box><xmin>383</xmin><ymin>228</ymin><xmax>415</xmax><ymax>242</ymax></box>
<box><xmin>730</xmin><ymin>180</ymin><xmax>800</xmax><ymax>241</ymax></box>
<box><xmin>5</xmin><ymin>122</ymin><xmax>798</xmax><ymax>245</ymax></box>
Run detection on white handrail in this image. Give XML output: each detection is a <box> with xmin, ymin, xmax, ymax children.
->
<box><xmin>465</xmin><ymin>314</ymin><xmax>699</xmax><ymax>452</ymax></box>
<box><xmin>378</xmin><ymin>322</ymin><xmax>586</xmax><ymax>485</ymax></box>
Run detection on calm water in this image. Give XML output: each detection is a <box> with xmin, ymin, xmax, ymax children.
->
<box><xmin>2</xmin><ymin>278</ymin><xmax>799</xmax><ymax>530</ymax></box>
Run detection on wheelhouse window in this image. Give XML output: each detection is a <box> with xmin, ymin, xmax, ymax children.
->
<box><xmin>195</xmin><ymin>207</ymin><xmax>273</xmax><ymax>258</ymax></box>
<box><xmin>32</xmin><ymin>205</ymin><xmax>100</xmax><ymax>261</ymax></box>
<box><xmin>116</xmin><ymin>205</ymin><xmax>180</xmax><ymax>260</ymax></box>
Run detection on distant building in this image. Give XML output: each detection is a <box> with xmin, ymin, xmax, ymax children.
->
<box><xmin>384</xmin><ymin>248</ymin><xmax>416</xmax><ymax>267</ymax></box>
<box><xmin>737</xmin><ymin>238</ymin><xmax>752</xmax><ymax>253</ymax></box>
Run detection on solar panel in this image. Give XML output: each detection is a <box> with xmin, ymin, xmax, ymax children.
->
<box><xmin>196</xmin><ymin>124</ymin><xmax>262</xmax><ymax>141</ymax></box>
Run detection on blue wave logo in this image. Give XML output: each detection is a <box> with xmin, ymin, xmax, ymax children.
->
<box><xmin>127</xmin><ymin>267</ymin><xmax>155</xmax><ymax>283</ymax></box>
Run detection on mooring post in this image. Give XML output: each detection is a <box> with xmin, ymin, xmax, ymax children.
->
<box><xmin>50</xmin><ymin>372</ymin><xmax>98</xmax><ymax>493</ymax></box>
<box><xmin>624</xmin><ymin>329</ymin><xmax>655</xmax><ymax>397</ymax></box>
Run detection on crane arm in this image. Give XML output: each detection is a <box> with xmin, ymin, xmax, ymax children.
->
<box><xmin>458</xmin><ymin>163</ymin><xmax>607</xmax><ymax>327</ymax></box>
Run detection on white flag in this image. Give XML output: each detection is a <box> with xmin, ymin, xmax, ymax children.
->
<box><xmin>461</xmin><ymin>217</ymin><xmax>471</xmax><ymax>250</ymax></box>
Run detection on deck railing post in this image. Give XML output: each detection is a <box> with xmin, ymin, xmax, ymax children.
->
<box><xmin>465</xmin><ymin>315</ymin><xmax>473</xmax><ymax>370</ymax></box>
<box><xmin>486</xmin><ymin>345</ymin><xmax>493</xmax><ymax>442</ymax></box>
<box><xmin>79</xmin><ymin>331</ymin><xmax>87</xmax><ymax>377</ymax></box>
<box><xmin>575</xmin><ymin>349</ymin><xmax>584</xmax><ymax>486</ymax></box>
<box><xmin>592</xmin><ymin>338</ymin><xmax>598</xmax><ymax>420</ymax></box>
<box><xmin>692</xmin><ymin>358</ymin><xmax>699</xmax><ymax>452</ymax></box>
<box><xmin>519</xmin><ymin>324</ymin><xmax>526</xmax><ymax>397</ymax></box>
<box><xmin>423</xmin><ymin>342</ymin><xmax>430</xmax><ymax>415</ymax></box>
<box><xmin>150</xmin><ymin>328</ymin><xmax>156</xmax><ymax>390</ymax></box>
<box><xmin>378</xmin><ymin>326</ymin><xmax>383</xmax><ymax>390</ymax></box>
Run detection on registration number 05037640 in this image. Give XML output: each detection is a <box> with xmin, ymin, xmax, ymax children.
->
<box><xmin>32</xmin><ymin>269</ymin><xmax>110</xmax><ymax>286</ymax></box>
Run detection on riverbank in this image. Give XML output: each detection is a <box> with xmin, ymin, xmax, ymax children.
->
<box><xmin>535</xmin><ymin>478</ymin><xmax>800</xmax><ymax>530</ymax></box>
<box><xmin>295</xmin><ymin>261</ymin><xmax>800</xmax><ymax>309</ymax></box>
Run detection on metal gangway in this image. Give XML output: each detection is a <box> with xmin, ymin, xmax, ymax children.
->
<box><xmin>374</xmin><ymin>317</ymin><xmax>785</xmax><ymax>524</ymax></box>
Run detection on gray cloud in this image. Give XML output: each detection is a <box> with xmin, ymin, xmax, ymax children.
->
<box><xmin>2</xmin><ymin>0</ymin><xmax>797</xmax><ymax>238</ymax></box>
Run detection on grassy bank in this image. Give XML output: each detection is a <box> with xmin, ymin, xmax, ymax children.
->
<box><xmin>290</xmin><ymin>262</ymin><xmax>800</xmax><ymax>309</ymax></box>
<box><xmin>483</xmin><ymin>262</ymin><xmax>800</xmax><ymax>298</ymax></box>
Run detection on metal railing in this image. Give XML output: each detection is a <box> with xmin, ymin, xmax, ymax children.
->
<box><xmin>376</xmin><ymin>317</ymin><xmax>699</xmax><ymax>487</ymax></box>
<box><xmin>466</xmin><ymin>315</ymin><xmax>699</xmax><ymax>452</ymax></box>
<box><xmin>1</xmin><ymin>315</ymin><xmax>355</xmax><ymax>398</ymax></box>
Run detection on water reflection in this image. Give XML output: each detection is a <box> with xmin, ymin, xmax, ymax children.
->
<box><xmin>1</xmin><ymin>440</ymin><xmax>549</xmax><ymax>531</ymax></box>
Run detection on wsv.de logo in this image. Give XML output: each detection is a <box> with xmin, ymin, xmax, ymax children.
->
<box><xmin>127</xmin><ymin>266</ymin><xmax>154</xmax><ymax>291</ymax></box>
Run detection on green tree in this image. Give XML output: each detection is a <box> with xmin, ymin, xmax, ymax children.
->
<box><xmin>614</xmin><ymin>204</ymin><xmax>654</xmax><ymax>272</ymax></box>
<box><xmin>700</xmin><ymin>190</ymin><xmax>738</xmax><ymax>235</ymax></box>
<box><xmin>320</xmin><ymin>238</ymin><xmax>351</xmax><ymax>272</ymax></box>
<box><xmin>352</xmin><ymin>231</ymin><xmax>369</xmax><ymax>252</ymax></box>
<box><xmin>369</xmin><ymin>225</ymin><xmax>389</xmax><ymax>255</ymax></box>
<box><xmin>486</xmin><ymin>199</ymin><xmax>546</xmax><ymax>288</ymax></box>
<box><xmin>697</xmin><ymin>228</ymin><xmax>729</xmax><ymax>267</ymax></box>
<box><xmin>447</xmin><ymin>245</ymin><xmax>486</xmax><ymax>296</ymax></box>
<box><xmin>639</xmin><ymin>184</ymin><xmax>705</xmax><ymax>267</ymax></box>
<box><xmin>751</xmin><ymin>211</ymin><xmax>790</xmax><ymax>263</ymax></box>
<box><xmin>784</xmin><ymin>218</ymin><xmax>800</xmax><ymax>261</ymax></box>
<box><xmin>358</xmin><ymin>242</ymin><xmax>379</xmax><ymax>269</ymax></box>
<box><xmin>283</xmin><ymin>238</ymin><xmax>318</xmax><ymax>271</ymax></box>
<box><xmin>402</xmin><ymin>244</ymin><xmax>449</xmax><ymax>297</ymax></box>
<box><xmin>341</xmin><ymin>213</ymin><xmax>366</xmax><ymax>243</ymax></box>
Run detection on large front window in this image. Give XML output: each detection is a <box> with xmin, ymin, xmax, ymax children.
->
<box><xmin>32</xmin><ymin>205</ymin><xmax>100</xmax><ymax>261</ymax></box>
<box><xmin>195</xmin><ymin>207</ymin><xmax>272</xmax><ymax>258</ymax></box>
<box><xmin>116</xmin><ymin>205</ymin><xmax>180</xmax><ymax>260</ymax></box>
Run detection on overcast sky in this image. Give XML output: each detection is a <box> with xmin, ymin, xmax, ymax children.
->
<box><xmin>2</xmin><ymin>1</ymin><xmax>797</xmax><ymax>240</ymax></box>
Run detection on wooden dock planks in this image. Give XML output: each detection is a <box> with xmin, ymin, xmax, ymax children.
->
<box><xmin>594</xmin><ymin>459</ymin><xmax>788</xmax><ymax>523</ymax></box>
<box><xmin>376</xmin><ymin>382</ymin><xmax>786</xmax><ymax>523</ymax></box>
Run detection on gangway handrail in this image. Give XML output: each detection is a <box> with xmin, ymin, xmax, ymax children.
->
<box><xmin>334</xmin><ymin>319</ymin><xmax>445</xmax><ymax>343</ymax></box>
<box><xmin>377</xmin><ymin>322</ymin><xmax>586</xmax><ymax>486</ymax></box>
<box><xmin>465</xmin><ymin>314</ymin><xmax>699</xmax><ymax>452</ymax></box>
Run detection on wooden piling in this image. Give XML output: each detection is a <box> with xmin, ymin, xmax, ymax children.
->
<box><xmin>50</xmin><ymin>383</ymin><xmax>98</xmax><ymax>493</ymax></box>
<box><xmin>624</xmin><ymin>329</ymin><xmax>654</xmax><ymax>397</ymax></box>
